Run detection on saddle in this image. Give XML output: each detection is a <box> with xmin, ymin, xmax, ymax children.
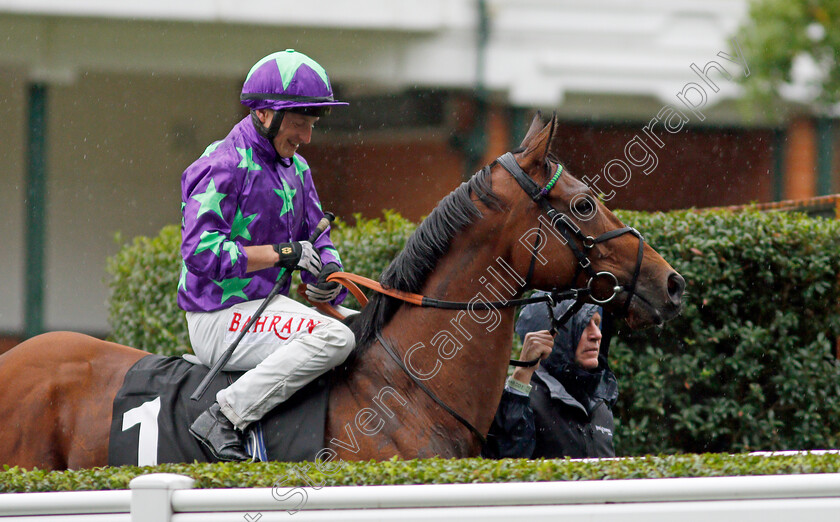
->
<box><xmin>108</xmin><ymin>284</ymin><xmax>362</xmax><ymax>466</ymax></box>
<box><xmin>108</xmin><ymin>353</ymin><xmax>331</xmax><ymax>465</ymax></box>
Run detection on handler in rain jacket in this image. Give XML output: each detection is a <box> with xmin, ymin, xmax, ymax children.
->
<box><xmin>179</xmin><ymin>50</ymin><xmax>355</xmax><ymax>461</ymax></box>
<box><xmin>483</xmin><ymin>298</ymin><xmax>619</xmax><ymax>459</ymax></box>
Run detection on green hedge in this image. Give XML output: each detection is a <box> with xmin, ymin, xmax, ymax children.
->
<box><xmin>610</xmin><ymin>209</ymin><xmax>840</xmax><ymax>455</ymax></box>
<box><xmin>106</xmin><ymin>227</ymin><xmax>189</xmax><ymax>355</ymax></box>
<box><xmin>3</xmin><ymin>453</ymin><xmax>840</xmax><ymax>492</ymax></box>
<box><xmin>106</xmin><ymin>208</ymin><xmax>840</xmax><ymax>455</ymax></box>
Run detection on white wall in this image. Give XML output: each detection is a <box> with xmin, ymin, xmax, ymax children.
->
<box><xmin>0</xmin><ymin>2</ymin><xmax>755</xmax><ymax>116</ymax></box>
<box><xmin>0</xmin><ymin>67</ymin><xmax>26</xmax><ymax>332</ymax></box>
<box><xmin>41</xmin><ymin>72</ymin><xmax>241</xmax><ymax>332</ymax></box>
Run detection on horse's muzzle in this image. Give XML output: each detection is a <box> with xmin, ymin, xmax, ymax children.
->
<box><xmin>667</xmin><ymin>272</ymin><xmax>685</xmax><ymax>308</ymax></box>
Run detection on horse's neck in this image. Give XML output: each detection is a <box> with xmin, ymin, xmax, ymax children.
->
<box><xmin>330</xmin><ymin>238</ymin><xmax>521</xmax><ymax>458</ymax></box>
<box><xmin>400</xmin><ymin>244</ymin><xmax>520</xmax><ymax>427</ymax></box>
<box><xmin>382</xmin><ymin>294</ymin><xmax>517</xmax><ymax>434</ymax></box>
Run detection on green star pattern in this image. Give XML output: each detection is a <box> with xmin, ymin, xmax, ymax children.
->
<box><xmin>195</xmin><ymin>231</ymin><xmax>241</xmax><ymax>266</ymax></box>
<box><xmin>231</xmin><ymin>207</ymin><xmax>257</xmax><ymax>241</ymax></box>
<box><xmin>192</xmin><ymin>179</ymin><xmax>226</xmax><ymax>218</ymax></box>
<box><xmin>292</xmin><ymin>155</ymin><xmax>309</xmax><ymax>184</ymax></box>
<box><xmin>237</xmin><ymin>147</ymin><xmax>263</xmax><ymax>172</ymax></box>
<box><xmin>195</xmin><ymin>231</ymin><xmax>224</xmax><ymax>256</ymax></box>
<box><xmin>246</xmin><ymin>49</ymin><xmax>331</xmax><ymax>91</ymax></box>
<box><xmin>324</xmin><ymin>247</ymin><xmax>342</xmax><ymax>266</ymax></box>
<box><xmin>213</xmin><ymin>277</ymin><xmax>252</xmax><ymax>304</ymax></box>
<box><xmin>201</xmin><ymin>141</ymin><xmax>223</xmax><ymax>158</ymax></box>
<box><xmin>178</xmin><ymin>261</ymin><xmax>188</xmax><ymax>292</ymax></box>
<box><xmin>222</xmin><ymin>242</ymin><xmax>241</xmax><ymax>266</ymax></box>
<box><xmin>274</xmin><ymin>180</ymin><xmax>297</xmax><ymax>217</ymax></box>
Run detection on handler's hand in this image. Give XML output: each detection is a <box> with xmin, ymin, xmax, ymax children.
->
<box><xmin>511</xmin><ymin>330</ymin><xmax>553</xmax><ymax>384</ymax></box>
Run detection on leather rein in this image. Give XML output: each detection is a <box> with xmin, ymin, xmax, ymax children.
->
<box><xmin>321</xmin><ymin>152</ymin><xmax>647</xmax><ymax>446</ymax></box>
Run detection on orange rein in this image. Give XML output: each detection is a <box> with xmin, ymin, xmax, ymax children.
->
<box><xmin>297</xmin><ymin>271</ymin><xmax>425</xmax><ymax>320</ymax></box>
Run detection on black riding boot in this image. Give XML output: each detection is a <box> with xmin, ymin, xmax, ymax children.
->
<box><xmin>189</xmin><ymin>403</ymin><xmax>251</xmax><ymax>462</ymax></box>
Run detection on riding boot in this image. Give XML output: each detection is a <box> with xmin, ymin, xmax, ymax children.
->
<box><xmin>189</xmin><ymin>403</ymin><xmax>251</xmax><ymax>462</ymax></box>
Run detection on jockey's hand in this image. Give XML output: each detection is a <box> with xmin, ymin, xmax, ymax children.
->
<box><xmin>273</xmin><ymin>241</ymin><xmax>322</xmax><ymax>276</ymax></box>
<box><xmin>306</xmin><ymin>262</ymin><xmax>342</xmax><ymax>302</ymax></box>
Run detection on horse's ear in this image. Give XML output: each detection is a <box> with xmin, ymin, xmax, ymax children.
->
<box><xmin>520</xmin><ymin>112</ymin><xmax>555</xmax><ymax>171</ymax></box>
<box><xmin>545</xmin><ymin>112</ymin><xmax>563</xmax><ymax>162</ymax></box>
<box><xmin>518</xmin><ymin>111</ymin><xmax>545</xmax><ymax>148</ymax></box>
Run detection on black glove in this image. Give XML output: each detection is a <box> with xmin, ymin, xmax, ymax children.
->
<box><xmin>306</xmin><ymin>262</ymin><xmax>342</xmax><ymax>302</ymax></box>
<box><xmin>273</xmin><ymin>241</ymin><xmax>322</xmax><ymax>276</ymax></box>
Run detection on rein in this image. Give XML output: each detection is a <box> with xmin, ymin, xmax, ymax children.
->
<box><xmin>375</xmin><ymin>330</ymin><xmax>488</xmax><ymax>446</ymax></box>
<box><xmin>326</xmin><ymin>270</ymin><xmax>584</xmax><ymax>367</ymax></box>
<box><xmin>326</xmin><ymin>271</ymin><xmax>577</xmax><ymax>311</ymax></box>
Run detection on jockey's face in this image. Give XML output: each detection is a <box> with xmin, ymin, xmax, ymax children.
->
<box><xmin>574</xmin><ymin>313</ymin><xmax>602</xmax><ymax>370</ymax></box>
<box><xmin>256</xmin><ymin>110</ymin><xmax>319</xmax><ymax>158</ymax></box>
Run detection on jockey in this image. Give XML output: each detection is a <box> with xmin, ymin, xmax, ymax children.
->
<box><xmin>179</xmin><ymin>50</ymin><xmax>355</xmax><ymax>461</ymax></box>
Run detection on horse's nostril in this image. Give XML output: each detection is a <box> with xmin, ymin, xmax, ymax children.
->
<box><xmin>667</xmin><ymin>272</ymin><xmax>685</xmax><ymax>305</ymax></box>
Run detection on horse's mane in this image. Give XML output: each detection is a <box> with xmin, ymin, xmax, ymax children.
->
<box><xmin>347</xmin><ymin>166</ymin><xmax>503</xmax><ymax>355</ymax></box>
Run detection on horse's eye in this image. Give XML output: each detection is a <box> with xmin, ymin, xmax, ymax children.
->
<box><xmin>575</xmin><ymin>196</ymin><xmax>594</xmax><ymax>215</ymax></box>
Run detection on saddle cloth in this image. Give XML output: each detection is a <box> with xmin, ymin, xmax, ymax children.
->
<box><xmin>108</xmin><ymin>353</ymin><xmax>330</xmax><ymax>465</ymax></box>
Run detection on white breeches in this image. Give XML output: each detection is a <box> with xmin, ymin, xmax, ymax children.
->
<box><xmin>186</xmin><ymin>295</ymin><xmax>355</xmax><ymax>430</ymax></box>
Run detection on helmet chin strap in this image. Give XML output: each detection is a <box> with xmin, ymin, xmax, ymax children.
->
<box><xmin>250</xmin><ymin>109</ymin><xmax>285</xmax><ymax>140</ymax></box>
<box><xmin>250</xmin><ymin>109</ymin><xmax>292</xmax><ymax>166</ymax></box>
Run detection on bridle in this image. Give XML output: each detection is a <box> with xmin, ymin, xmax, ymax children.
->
<box><xmin>364</xmin><ymin>152</ymin><xmax>647</xmax><ymax>446</ymax></box>
<box><xmin>495</xmin><ymin>152</ymin><xmax>646</xmax><ymax>323</ymax></box>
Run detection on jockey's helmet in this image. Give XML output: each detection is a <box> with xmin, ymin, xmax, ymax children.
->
<box><xmin>240</xmin><ymin>49</ymin><xmax>347</xmax><ymax>117</ymax></box>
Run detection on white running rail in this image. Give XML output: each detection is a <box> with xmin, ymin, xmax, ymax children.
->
<box><xmin>2</xmin><ymin>472</ymin><xmax>840</xmax><ymax>521</ymax></box>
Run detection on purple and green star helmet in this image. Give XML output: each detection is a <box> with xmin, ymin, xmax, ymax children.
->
<box><xmin>240</xmin><ymin>49</ymin><xmax>348</xmax><ymax>112</ymax></box>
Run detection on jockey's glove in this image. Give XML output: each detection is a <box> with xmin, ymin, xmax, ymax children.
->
<box><xmin>306</xmin><ymin>262</ymin><xmax>343</xmax><ymax>303</ymax></box>
<box><xmin>273</xmin><ymin>241</ymin><xmax>322</xmax><ymax>276</ymax></box>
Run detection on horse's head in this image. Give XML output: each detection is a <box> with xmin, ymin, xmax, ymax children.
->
<box><xmin>494</xmin><ymin>113</ymin><xmax>684</xmax><ymax>329</ymax></box>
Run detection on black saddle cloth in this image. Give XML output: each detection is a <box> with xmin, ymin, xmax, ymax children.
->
<box><xmin>108</xmin><ymin>354</ymin><xmax>329</xmax><ymax>465</ymax></box>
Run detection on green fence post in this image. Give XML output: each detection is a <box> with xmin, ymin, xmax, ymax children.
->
<box><xmin>24</xmin><ymin>82</ymin><xmax>47</xmax><ymax>339</ymax></box>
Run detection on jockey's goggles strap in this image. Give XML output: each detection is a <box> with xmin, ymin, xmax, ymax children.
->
<box><xmin>375</xmin><ymin>330</ymin><xmax>487</xmax><ymax>445</ymax></box>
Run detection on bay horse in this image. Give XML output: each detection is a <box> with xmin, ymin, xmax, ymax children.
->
<box><xmin>0</xmin><ymin>114</ymin><xmax>684</xmax><ymax>470</ymax></box>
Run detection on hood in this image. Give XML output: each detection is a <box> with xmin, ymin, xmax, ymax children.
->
<box><xmin>515</xmin><ymin>294</ymin><xmax>618</xmax><ymax>404</ymax></box>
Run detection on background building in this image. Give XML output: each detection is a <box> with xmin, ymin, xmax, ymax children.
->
<box><xmin>0</xmin><ymin>0</ymin><xmax>836</xmax><ymax>346</ymax></box>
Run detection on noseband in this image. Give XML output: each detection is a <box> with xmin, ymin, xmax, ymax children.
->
<box><xmin>496</xmin><ymin>152</ymin><xmax>645</xmax><ymax>321</ymax></box>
